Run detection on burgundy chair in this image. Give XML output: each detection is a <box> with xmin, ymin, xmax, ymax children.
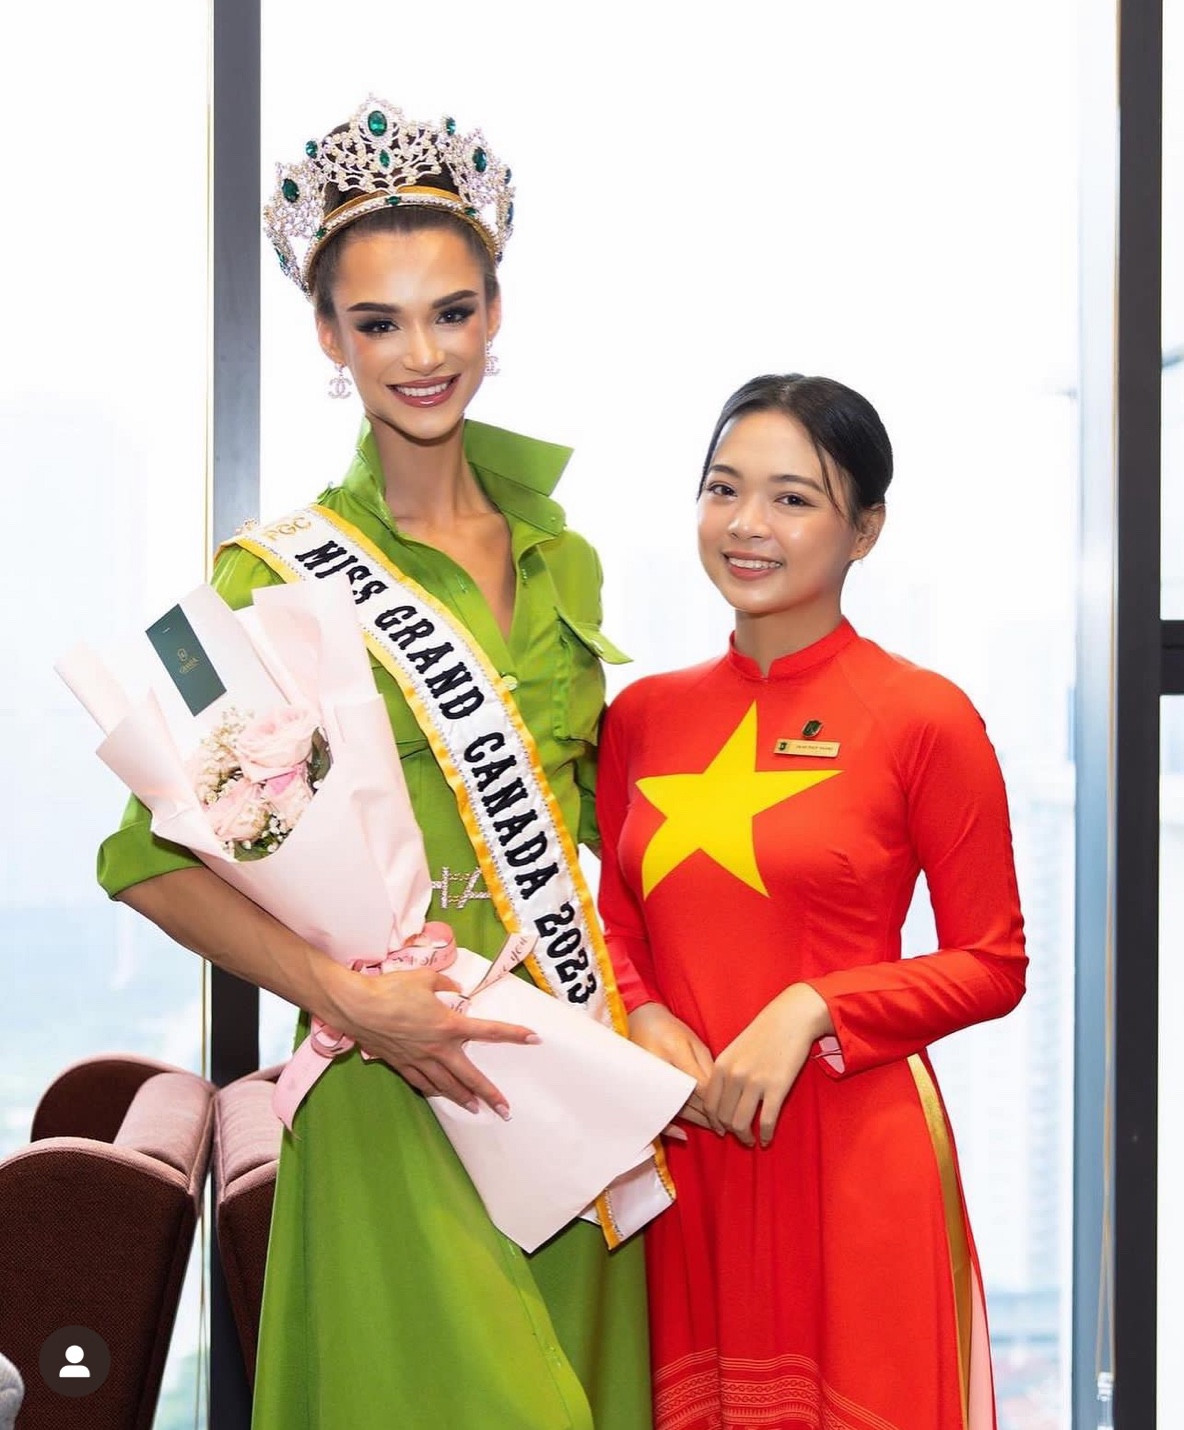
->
<box><xmin>0</xmin><ymin>1054</ymin><xmax>214</xmax><ymax>1429</ymax></box>
<box><xmin>213</xmin><ymin>1063</ymin><xmax>285</xmax><ymax>1385</ymax></box>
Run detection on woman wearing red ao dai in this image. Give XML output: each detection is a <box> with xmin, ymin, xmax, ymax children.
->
<box><xmin>597</xmin><ymin>374</ymin><xmax>1027</xmax><ymax>1430</ymax></box>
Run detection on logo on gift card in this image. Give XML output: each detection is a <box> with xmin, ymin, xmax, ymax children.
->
<box><xmin>146</xmin><ymin>605</ymin><xmax>227</xmax><ymax>715</ymax></box>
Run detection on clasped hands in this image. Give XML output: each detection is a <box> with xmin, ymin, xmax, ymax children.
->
<box><xmin>330</xmin><ymin>959</ymin><xmax>833</xmax><ymax>1144</ymax></box>
<box><xmin>628</xmin><ymin>986</ymin><xmax>833</xmax><ymax>1149</ymax></box>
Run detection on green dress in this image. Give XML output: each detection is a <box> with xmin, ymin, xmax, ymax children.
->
<box><xmin>98</xmin><ymin>421</ymin><xmax>651</xmax><ymax>1429</ymax></box>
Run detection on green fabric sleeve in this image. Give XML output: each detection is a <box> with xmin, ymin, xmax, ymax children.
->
<box><xmin>95</xmin><ymin>546</ymin><xmax>286</xmax><ymax>898</ymax></box>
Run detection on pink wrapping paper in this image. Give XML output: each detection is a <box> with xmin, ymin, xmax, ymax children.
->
<box><xmin>57</xmin><ymin>577</ymin><xmax>691</xmax><ymax>1251</ymax></box>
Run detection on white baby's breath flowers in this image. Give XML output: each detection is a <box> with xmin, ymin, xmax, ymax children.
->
<box><xmin>186</xmin><ymin>704</ymin><xmax>331</xmax><ymax>860</ymax></box>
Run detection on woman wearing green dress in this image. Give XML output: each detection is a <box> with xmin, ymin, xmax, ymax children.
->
<box><xmin>97</xmin><ymin>98</ymin><xmax>650</xmax><ymax>1428</ymax></box>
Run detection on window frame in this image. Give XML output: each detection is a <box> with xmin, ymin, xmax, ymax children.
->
<box><xmin>207</xmin><ymin>3</ymin><xmax>1173</xmax><ymax>1424</ymax></box>
<box><xmin>1074</xmin><ymin>0</ymin><xmax>1166</xmax><ymax>1425</ymax></box>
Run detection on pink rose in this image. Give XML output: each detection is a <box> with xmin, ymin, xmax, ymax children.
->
<box><xmin>235</xmin><ymin>704</ymin><xmax>320</xmax><ymax>782</ymax></box>
<box><xmin>207</xmin><ymin>777</ymin><xmax>271</xmax><ymax>844</ymax></box>
<box><xmin>264</xmin><ymin>768</ymin><xmax>314</xmax><ymax>830</ymax></box>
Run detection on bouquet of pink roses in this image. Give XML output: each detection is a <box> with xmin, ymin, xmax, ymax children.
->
<box><xmin>189</xmin><ymin>705</ymin><xmax>331</xmax><ymax>860</ymax></box>
<box><xmin>56</xmin><ymin>577</ymin><xmax>691</xmax><ymax>1252</ymax></box>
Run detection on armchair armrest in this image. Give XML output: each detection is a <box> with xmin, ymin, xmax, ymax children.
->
<box><xmin>31</xmin><ymin>1054</ymin><xmax>187</xmax><ymax>1143</ymax></box>
<box><xmin>213</xmin><ymin>1066</ymin><xmax>284</xmax><ymax>1384</ymax></box>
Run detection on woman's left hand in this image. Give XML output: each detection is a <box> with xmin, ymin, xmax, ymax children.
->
<box><xmin>702</xmin><ymin>984</ymin><xmax>833</xmax><ymax>1148</ymax></box>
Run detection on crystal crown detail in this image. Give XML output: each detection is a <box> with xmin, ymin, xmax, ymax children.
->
<box><xmin>263</xmin><ymin>97</ymin><xmax>515</xmax><ymax>297</ymax></box>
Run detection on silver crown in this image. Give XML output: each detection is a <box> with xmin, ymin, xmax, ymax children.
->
<box><xmin>263</xmin><ymin>97</ymin><xmax>515</xmax><ymax>297</ymax></box>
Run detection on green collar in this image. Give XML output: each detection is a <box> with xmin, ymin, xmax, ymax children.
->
<box><xmin>343</xmin><ymin>419</ymin><xmax>571</xmax><ymax>539</ymax></box>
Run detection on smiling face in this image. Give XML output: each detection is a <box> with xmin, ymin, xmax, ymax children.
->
<box><xmin>697</xmin><ymin>408</ymin><xmax>884</xmax><ymax>641</ymax></box>
<box><xmin>315</xmin><ymin>223</ymin><xmax>500</xmax><ymax>446</ymax></box>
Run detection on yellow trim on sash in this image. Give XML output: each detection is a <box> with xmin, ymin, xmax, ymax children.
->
<box><xmin>306</xmin><ymin>507</ymin><xmax>626</xmax><ymax>1017</ymax></box>
<box><xmin>907</xmin><ymin>1054</ymin><xmax>971</xmax><ymax>1428</ymax></box>
<box><xmin>232</xmin><ymin>509</ymin><xmax>675</xmax><ymax>1236</ymax></box>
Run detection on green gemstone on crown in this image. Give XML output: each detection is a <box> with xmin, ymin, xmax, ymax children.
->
<box><xmin>314</xmin><ymin>227</ymin><xmax>326</xmax><ymax>240</ymax></box>
<box><xmin>281</xmin><ymin>178</ymin><xmax>299</xmax><ymax>203</ymax></box>
<box><xmin>445</xmin><ymin>116</ymin><xmax>457</xmax><ymax>135</ymax></box>
<box><xmin>305</xmin><ymin>140</ymin><xmax>318</xmax><ymax>157</ymax></box>
<box><xmin>464</xmin><ymin>206</ymin><xmax>478</xmax><ymax>218</ymax></box>
<box><xmin>367</xmin><ymin>110</ymin><xmax>388</xmax><ymax>136</ymax></box>
<box><xmin>274</xmin><ymin>246</ymin><xmax>288</xmax><ymax>270</ymax></box>
<box><xmin>385</xmin><ymin>195</ymin><xmax>402</xmax><ymax>206</ymax></box>
<box><xmin>379</xmin><ymin>149</ymin><xmax>391</xmax><ymax>168</ymax></box>
<box><xmin>507</xmin><ymin>202</ymin><xmax>515</xmax><ymax>226</ymax></box>
<box><xmin>472</xmin><ymin>147</ymin><xmax>488</xmax><ymax>173</ymax></box>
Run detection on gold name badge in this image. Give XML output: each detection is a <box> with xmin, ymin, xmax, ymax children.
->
<box><xmin>774</xmin><ymin>738</ymin><xmax>841</xmax><ymax>758</ymax></box>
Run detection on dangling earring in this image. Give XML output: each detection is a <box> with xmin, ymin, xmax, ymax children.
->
<box><xmin>328</xmin><ymin>363</ymin><xmax>352</xmax><ymax>399</ymax></box>
<box><xmin>484</xmin><ymin>341</ymin><xmax>500</xmax><ymax>377</ymax></box>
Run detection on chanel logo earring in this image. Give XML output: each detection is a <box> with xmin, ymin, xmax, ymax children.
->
<box><xmin>328</xmin><ymin>363</ymin><xmax>352</xmax><ymax>399</ymax></box>
<box><xmin>484</xmin><ymin>341</ymin><xmax>500</xmax><ymax>377</ymax></box>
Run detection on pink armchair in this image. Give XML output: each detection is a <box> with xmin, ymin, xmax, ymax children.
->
<box><xmin>213</xmin><ymin>1064</ymin><xmax>285</xmax><ymax>1385</ymax></box>
<box><xmin>0</xmin><ymin>1055</ymin><xmax>214</xmax><ymax>1428</ymax></box>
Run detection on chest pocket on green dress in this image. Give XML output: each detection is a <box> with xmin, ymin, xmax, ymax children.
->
<box><xmin>552</xmin><ymin>609</ymin><xmax>630</xmax><ymax>745</ymax></box>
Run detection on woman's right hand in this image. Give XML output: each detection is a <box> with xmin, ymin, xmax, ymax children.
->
<box><xmin>118</xmin><ymin>868</ymin><xmax>536</xmax><ymax>1118</ymax></box>
<box><xmin>337</xmin><ymin>966</ymin><xmax>538</xmax><ymax>1119</ymax></box>
<box><xmin>627</xmin><ymin>1002</ymin><xmax>715</xmax><ymax>1131</ymax></box>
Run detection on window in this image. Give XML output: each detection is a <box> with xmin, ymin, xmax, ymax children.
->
<box><xmin>1</xmin><ymin>7</ymin><xmax>210</xmax><ymax>1424</ymax></box>
<box><xmin>257</xmin><ymin>6</ymin><xmax>1080</xmax><ymax>1422</ymax></box>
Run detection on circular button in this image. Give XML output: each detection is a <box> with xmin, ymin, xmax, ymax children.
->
<box><xmin>38</xmin><ymin>1326</ymin><xmax>111</xmax><ymax>1397</ymax></box>
<box><xmin>502</xmin><ymin>674</ymin><xmax>519</xmax><ymax>691</ymax></box>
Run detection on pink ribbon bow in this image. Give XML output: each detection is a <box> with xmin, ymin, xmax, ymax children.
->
<box><xmin>273</xmin><ymin>921</ymin><xmax>458</xmax><ymax>1130</ymax></box>
<box><xmin>271</xmin><ymin>925</ymin><xmax>537</xmax><ymax>1130</ymax></box>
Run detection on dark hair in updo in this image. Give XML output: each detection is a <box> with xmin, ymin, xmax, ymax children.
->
<box><xmin>700</xmin><ymin>374</ymin><xmax>893</xmax><ymax>518</ymax></box>
<box><xmin>310</xmin><ymin>144</ymin><xmax>500</xmax><ymax>320</ymax></box>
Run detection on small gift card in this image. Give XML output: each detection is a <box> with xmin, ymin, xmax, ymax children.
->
<box><xmin>146</xmin><ymin>605</ymin><xmax>227</xmax><ymax>716</ymax></box>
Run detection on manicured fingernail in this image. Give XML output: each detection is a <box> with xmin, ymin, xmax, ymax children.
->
<box><xmin>495</xmin><ymin>1103</ymin><xmax>511</xmax><ymax>1121</ymax></box>
<box><xmin>525</xmin><ymin>1033</ymin><xmax>542</xmax><ymax>1045</ymax></box>
<box><xmin>465</xmin><ymin>1100</ymin><xmax>479</xmax><ymax>1114</ymax></box>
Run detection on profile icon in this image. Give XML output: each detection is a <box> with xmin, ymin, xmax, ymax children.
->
<box><xmin>58</xmin><ymin>1345</ymin><xmax>90</xmax><ymax>1379</ymax></box>
<box><xmin>38</xmin><ymin>1326</ymin><xmax>110</xmax><ymax>1397</ymax></box>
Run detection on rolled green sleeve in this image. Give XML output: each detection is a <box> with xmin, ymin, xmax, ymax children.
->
<box><xmin>95</xmin><ymin>544</ymin><xmax>285</xmax><ymax>898</ymax></box>
<box><xmin>97</xmin><ymin>794</ymin><xmax>201</xmax><ymax>898</ymax></box>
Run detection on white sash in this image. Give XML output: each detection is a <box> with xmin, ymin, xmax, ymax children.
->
<box><xmin>231</xmin><ymin>505</ymin><xmax>674</xmax><ymax>1245</ymax></box>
